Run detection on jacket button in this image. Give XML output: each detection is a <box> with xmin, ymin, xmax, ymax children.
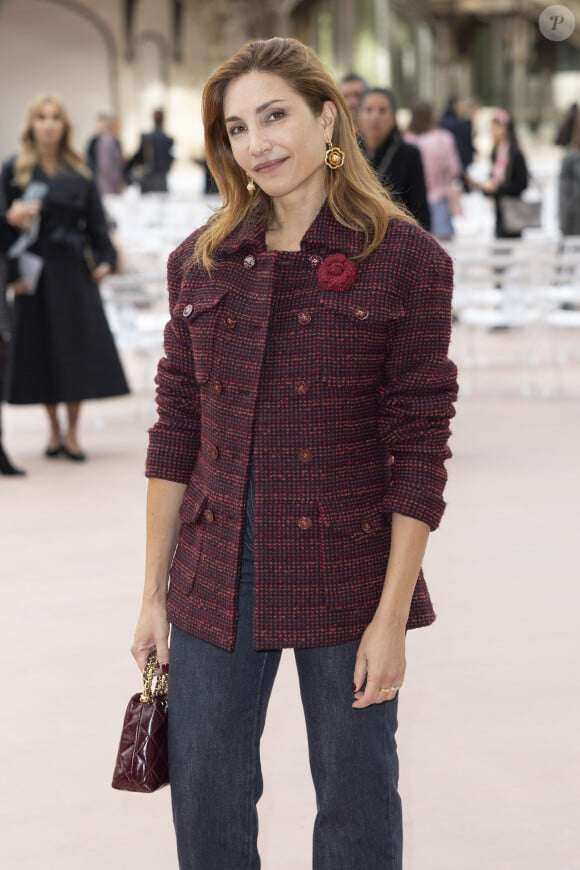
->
<box><xmin>203</xmin><ymin>508</ymin><xmax>215</xmax><ymax>523</ymax></box>
<box><xmin>225</xmin><ymin>315</ymin><xmax>237</xmax><ymax>330</ymax></box>
<box><xmin>213</xmin><ymin>380</ymin><xmax>223</xmax><ymax>395</ymax></box>
<box><xmin>297</xmin><ymin>515</ymin><xmax>312</xmax><ymax>530</ymax></box>
<box><xmin>298</xmin><ymin>447</ymin><xmax>312</xmax><ymax>463</ymax></box>
<box><xmin>243</xmin><ymin>254</ymin><xmax>256</xmax><ymax>268</ymax></box>
<box><xmin>209</xmin><ymin>445</ymin><xmax>219</xmax><ymax>460</ymax></box>
<box><xmin>309</xmin><ymin>254</ymin><xmax>322</xmax><ymax>267</ymax></box>
<box><xmin>354</xmin><ymin>306</ymin><xmax>369</xmax><ymax>320</ymax></box>
<box><xmin>182</xmin><ymin>303</ymin><xmax>193</xmax><ymax>317</ymax></box>
<box><xmin>295</xmin><ymin>380</ymin><xmax>309</xmax><ymax>395</ymax></box>
<box><xmin>362</xmin><ymin>520</ymin><xmax>373</xmax><ymax>534</ymax></box>
<box><xmin>298</xmin><ymin>310</ymin><xmax>311</xmax><ymax>325</ymax></box>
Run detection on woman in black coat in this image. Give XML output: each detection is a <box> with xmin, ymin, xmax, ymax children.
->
<box><xmin>467</xmin><ymin>109</ymin><xmax>529</xmax><ymax>238</ymax></box>
<box><xmin>0</xmin><ymin>95</ymin><xmax>129</xmax><ymax>460</ymax></box>
<box><xmin>357</xmin><ymin>88</ymin><xmax>431</xmax><ymax>231</ymax></box>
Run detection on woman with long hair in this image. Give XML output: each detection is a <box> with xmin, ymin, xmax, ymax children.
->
<box><xmin>405</xmin><ymin>98</ymin><xmax>463</xmax><ymax>240</ymax></box>
<box><xmin>467</xmin><ymin>108</ymin><xmax>529</xmax><ymax>238</ymax></box>
<box><xmin>0</xmin><ymin>95</ymin><xmax>128</xmax><ymax>460</ymax></box>
<box><xmin>131</xmin><ymin>37</ymin><xmax>457</xmax><ymax>870</ymax></box>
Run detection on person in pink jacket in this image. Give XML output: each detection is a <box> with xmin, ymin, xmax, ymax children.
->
<box><xmin>405</xmin><ymin>99</ymin><xmax>463</xmax><ymax>240</ymax></box>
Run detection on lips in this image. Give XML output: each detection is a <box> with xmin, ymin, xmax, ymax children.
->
<box><xmin>253</xmin><ymin>158</ymin><xmax>287</xmax><ymax>173</ymax></box>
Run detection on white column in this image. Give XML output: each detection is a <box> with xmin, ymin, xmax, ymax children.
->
<box><xmin>374</xmin><ymin>0</ymin><xmax>391</xmax><ymax>86</ymax></box>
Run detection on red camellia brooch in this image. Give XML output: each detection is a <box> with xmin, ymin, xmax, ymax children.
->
<box><xmin>317</xmin><ymin>253</ymin><xmax>357</xmax><ymax>293</ymax></box>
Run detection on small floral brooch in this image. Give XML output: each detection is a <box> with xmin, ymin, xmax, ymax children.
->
<box><xmin>317</xmin><ymin>253</ymin><xmax>357</xmax><ymax>293</ymax></box>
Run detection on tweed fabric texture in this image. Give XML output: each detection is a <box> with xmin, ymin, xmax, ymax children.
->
<box><xmin>146</xmin><ymin>202</ymin><xmax>458</xmax><ymax>651</ymax></box>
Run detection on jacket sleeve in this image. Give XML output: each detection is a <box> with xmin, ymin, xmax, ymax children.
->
<box><xmin>497</xmin><ymin>148</ymin><xmax>528</xmax><ymax>198</ymax></box>
<box><xmin>0</xmin><ymin>159</ymin><xmax>18</xmax><ymax>254</ymax></box>
<box><xmin>125</xmin><ymin>138</ymin><xmax>144</xmax><ymax>176</ymax></box>
<box><xmin>377</xmin><ymin>236</ymin><xmax>458</xmax><ymax>530</ymax></box>
<box><xmin>145</xmin><ymin>248</ymin><xmax>201</xmax><ymax>483</ymax></box>
<box><xmin>446</xmin><ymin>133</ymin><xmax>463</xmax><ymax>181</ymax></box>
<box><xmin>407</xmin><ymin>146</ymin><xmax>431</xmax><ymax>232</ymax></box>
<box><xmin>85</xmin><ymin>179</ymin><xmax>117</xmax><ymax>268</ymax></box>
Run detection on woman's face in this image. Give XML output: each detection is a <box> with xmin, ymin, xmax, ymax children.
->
<box><xmin>491</xmin><ymin>120</ymin><xmax>508</xmax><ymax>145</ymax></box>
<box><xmin>357</xmin><ymin>93</ymin><xmax>395</xmax><ymax>150</ymax></box>
<box><xmin>30</xmin><ymin>101</ymin><xmax>66</xmax><ymax>150</ymax></box>
<box><xmin>223</xmin><ymin>71</ymin><xmax>335</xmax><ymax>204</ymax></box>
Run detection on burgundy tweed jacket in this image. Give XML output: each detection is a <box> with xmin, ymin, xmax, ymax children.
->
<box><xmin>146</xmin><ymin>202</ymin><xmax>458</xmax><ymax>651</ymax></box>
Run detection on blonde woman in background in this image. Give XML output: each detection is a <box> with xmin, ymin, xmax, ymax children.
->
<box><xmin>0</xmin><ymin>95</ymin><xmax>128</xmax><ymax>461</ymax></box>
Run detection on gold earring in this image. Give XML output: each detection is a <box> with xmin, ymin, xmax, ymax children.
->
<box><xmin>324</xmin><ymin>142</ymin><xmax>345</xmax><ymax>170</ymax></box>
<box><xmin>246</xmin><ymin>174</ymin><xmax>256</xmax><ymax>194</ymax></box>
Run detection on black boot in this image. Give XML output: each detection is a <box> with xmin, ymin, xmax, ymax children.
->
<box><xmin>0</xmin><ymin>441</ymin><xmax>26</xmax><ymax>475</ymax></box>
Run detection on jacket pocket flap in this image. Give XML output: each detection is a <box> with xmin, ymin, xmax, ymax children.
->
<box><xmin>318</xmin><ymin>289</ymin><xmax>404</xmax><ymax>321</ymax></box>
<box><xmin>179</xmin><ymin>485</ymin><xmax>208</xmax><ymax>524</ymax></box>
<box><xmin>174</xmin><ymin>285</ymin><xmax>230</xmax><ymax>320</ymax></box>
<box><xmin>319</xmin><ymin>498</ymin><xmax>388</xmax><ymax>535</ymax></box>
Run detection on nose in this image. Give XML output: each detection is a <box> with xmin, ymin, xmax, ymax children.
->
<box><xmin>247</xmin><ymin>127</ymin><xmax>270</xmax><ymax>157</ymax></box>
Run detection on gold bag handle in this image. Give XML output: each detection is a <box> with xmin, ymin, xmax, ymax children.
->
<box><xmin>139</xmin><ymin>650</ymin><xmax>168</xmax><ymax>704</ymax></box>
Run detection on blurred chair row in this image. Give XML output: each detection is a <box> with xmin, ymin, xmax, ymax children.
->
<box><xmin>99</xmin><ymin>190</ymin><xmax>580</xmax><ymax>399</ymax></box>
<box><xmin>100</xmin><ymin>192</ymin><xmax>218</xmax><ymax>402</ymax></box>
<box><xmin>444</xmin><ymin>234</ymin><xmax>580</xmax><ymax>396</ymax></box>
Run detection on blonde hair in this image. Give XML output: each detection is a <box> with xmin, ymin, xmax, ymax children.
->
<box><xmin>14</xmin><ymin>94</ymin><xmax>89</xmax><ymax>188</ymax></box>
<box><xmin>194</xmin><ymin>37</ymin><xmax>413</xmax><ymax>270</ymax></box>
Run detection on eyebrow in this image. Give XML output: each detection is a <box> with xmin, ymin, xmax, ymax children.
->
<box><xmin>224</xmin><ymin>99</ymin><xmax>287</xmax><ymax>124</ymax></box>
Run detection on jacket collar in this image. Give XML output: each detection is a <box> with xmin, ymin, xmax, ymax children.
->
<box><xmin>366</xmin><ymin>127</ymin><xmax>401</xmax><ymax>166</ymax></box>
<box><xmin>218</xmin><ymin>199</ymin><xmax>363</xmax><ymax>258</ymax></box>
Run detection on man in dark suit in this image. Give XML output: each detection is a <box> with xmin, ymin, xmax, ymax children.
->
<box><xmin>358</xmin><ymin>88</ymin><xmax>430</xmax><ymax>230</ymax></box>
<box><xmin>340</xmin><ymin>73</ymin><xmax>367</xmax><ymax>131</ymax></box>
<box><xmin>126</xmin><ymin>109</ymin><xmax>175</xmax><ymax>193</ymax></box>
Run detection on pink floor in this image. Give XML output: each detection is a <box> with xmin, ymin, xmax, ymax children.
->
<box><xmin>1</xmin><ymin>356</ymin><xmax>579</xmax><ymax>868</ymax></box>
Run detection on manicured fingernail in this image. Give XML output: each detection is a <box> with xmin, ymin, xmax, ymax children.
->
<box><xmin>161</xmin><ymin>663</ymin><xmax>169</xmax><ymax>674</ymax></box>
<box><xmin>352</xmin><ymin>682</ymin><xmax>357</xmax><ymax>693</ymax></box>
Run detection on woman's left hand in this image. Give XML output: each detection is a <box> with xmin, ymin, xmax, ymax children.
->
<box><xmin>91</xmin><ymin>262</ymin><xmax>112</xmax><ymax>282</ymax></box>
<box><xmin>352</xmin><ymin>617</ymin><xmax>406</xmax><ymax>708</ymax></box>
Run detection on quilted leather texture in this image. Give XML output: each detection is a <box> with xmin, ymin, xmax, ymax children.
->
<box><xmin>112</xmin><ymin>693</ymin><xmax>169</xmax><ymax>793</ymax></box>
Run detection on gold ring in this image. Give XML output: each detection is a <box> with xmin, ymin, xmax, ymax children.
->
<box><xmin>380</xmin><ymin>686</ymin><xmax>400</xmax><ymax>693</ymax></box>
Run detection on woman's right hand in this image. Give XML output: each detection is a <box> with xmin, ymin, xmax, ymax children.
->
<box><xmin>131</xmin><ymin>600</ymin><xmax>170</xmax><ymax>673</ymax></box>
<box><xmin>7</xmin><ymin>199</ymin><xmax>41</xmax><ymax>231</ymax></box>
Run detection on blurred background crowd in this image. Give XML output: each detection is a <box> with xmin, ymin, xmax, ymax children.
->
<box><xmin>1</xmin><ymin>0</ymin><xmax>579</xmax><ymax>476</ymax></box>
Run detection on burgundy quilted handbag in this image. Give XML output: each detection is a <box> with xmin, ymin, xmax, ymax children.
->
<box><xmin>112</xmin><ymin>651</ymin><xmax>169</xmax><ymax>793</ymax></box>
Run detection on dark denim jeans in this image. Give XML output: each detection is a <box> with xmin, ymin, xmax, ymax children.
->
<box><xmin>168</xmin><ymin>470</ymin><xmax>402</xmax><ymax>869</ymax></box>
